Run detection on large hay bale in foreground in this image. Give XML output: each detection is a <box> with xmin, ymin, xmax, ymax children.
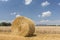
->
<box><xmin>11</xmin><ymin>16</ymin><xmax>35</xmax><ymax>37</ymax></box>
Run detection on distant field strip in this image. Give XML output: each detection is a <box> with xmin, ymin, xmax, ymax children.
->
<box><xmin>0</xmin><ymin>26</ymin><xmax>60</xmax><ymax>40</ymax></box>
<box><xmin>35</xmin><ymin>26</ymin><xmax>60</xmax><ymax>34</ymax></box>
<box><xmin>0</xmin><ymin>26</ymin><xmax>60</xmax><ymax>34</ymax></box>
<box><xmin>0</xmin><ymin>26</ymin><xmax>11</xmax><ymax>33</ymax></box>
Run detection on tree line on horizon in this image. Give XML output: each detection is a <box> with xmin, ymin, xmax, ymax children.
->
<box><xmin>0</xmin><ymin>22</ymin><xmax>11</xmax><ymax>26</ymax></box>
<box><xmin>36</xmin><ymin>24</ymin><xmax>60</xmax><ymax>26</ymax></box>
<box><xmin>0</xmin><ymin>22</ymin><xmax>60</xmax><ymax>26</ymax></box>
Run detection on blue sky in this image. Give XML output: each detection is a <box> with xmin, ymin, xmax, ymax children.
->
<box><xmin>0</xmin><ymin>0</ymin><xmax>60</xmax><ymax>25</ymax></box>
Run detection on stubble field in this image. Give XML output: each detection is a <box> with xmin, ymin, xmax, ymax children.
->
<box><xmin>0</xmin><ymin>26</ymin><xmax>60</xmax><ymax>40</ymax></box>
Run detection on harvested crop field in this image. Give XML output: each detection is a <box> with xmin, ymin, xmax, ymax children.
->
<box><xmin>0</xmin><ymin>26</ymin><xmax>60</xmax><ymax>40</ymax></box>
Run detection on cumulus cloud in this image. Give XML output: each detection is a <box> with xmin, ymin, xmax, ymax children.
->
<box><xmin>16</xmin><ymin>14</ymin><xmax>20</xmax><ymax>17</ymax></box>
<box><xmin>0</xmin><ymin>0</ymin><xmax>8</xmax><ymax>2</ymax></box>
<box><xmin>42</xmin><ymin>11</ymin><xmax>52</xmax><ymax>17</ymax></box>
<box><xmin>40</xmin><ymin>20</ymin><xmax>49</xmax><ymax>23</ymax></box>
<box><xmin>11</xmin><ymin>12</ymin><xmax>17</xmax><ymax>15</ymax></box>
<box><xmin>10</xmin><ymin>12</ymin><xmax>21</xmax><ymax>17</ymax></box>
<box><xmin>0</xmin><ymin>20</ymin><xmax>12</xmax><ymax>23</ymax></box>
<box><xmin>58</xmin><ymin>3</ymin><xmax>60</xmax><ymax>5</ymax></box>
<box><xmin>41</xmin><ymin>1</ymin><xmax>50</xmax><ymax>7</ymax></box>
<box><xmin>25</xmin><ymin>0</ymin><xmax>32</xmax><ymax>5</ymax></box>
<box><xmin>40</xmin><ymin>20</ymin><xmax>60</xmax><ymax>25</ymax></box>
<box><xmin>38</xmin><ymin>15</ymin><xmax>40</xmax><ymax>18</ymax></box>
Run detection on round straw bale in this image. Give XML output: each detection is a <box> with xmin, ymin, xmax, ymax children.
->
<box><xmin>11</xmin><ymin>16</ymin><xmax>35</xmax><ymax>36</ymax></box>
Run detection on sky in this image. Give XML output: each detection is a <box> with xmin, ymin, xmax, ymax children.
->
<box><xmin>0</xmin><ymin>0</ymin><xmax>60</xmax><ymax>25</ymax></box>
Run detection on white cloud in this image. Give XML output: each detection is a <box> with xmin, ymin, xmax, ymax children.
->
<box><xmin>42</xmin><ymin>11</ymin><xmax>52</xmax><ymax>17</ymax></box>
<box><xmin>58</xmin><ymin>3</ymin><xmax>60</xmax><ymax>5</ymax></box>
<box><xmin>39</xmin><ymin>20</ymin><xmax>60</xmax><ymax>25</ymax></box>
<box><xmin>25</xmin><ymin>0</ymin><xmax>32</xmax><ymax>5</ymax></box>
<box><xmin>0</xmin><ymin>0</ymin><xmax>8</xmax><ymax>2</ymax></box>
<box><xmin>10</xmin><ymin>12</ymin><xmax>21</xmax><ymax>18</ymax></box>
<box><xmin>41</xmin><ymin>1</ymin><xmax>50</xmax><ymax>7</ymax></box>
<box><xmin>38</xmin><ymin>15</ymin><xmax>40</xmax><ymax>18</ymax></box>
<box><xmin>16</xmin><ymin>14</ymin><xmax>20</xmax><ymax>17</ymax></box>
<box><xmin>40</xmin><ymin>20</ymin><xmax>49</xmax><ymax>23</ymax></box>
<box><xmin>0</xmin><ymin>20</ymin><xmax>12</xmax><ymax>23</ymax></box>
<box><xmin>11</xmin><ymin>12</ymin><xmax>17</xmax><ymax>15</ymax></box>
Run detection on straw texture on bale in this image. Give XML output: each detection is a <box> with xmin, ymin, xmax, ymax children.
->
<box><xmin>11</xmin><ymin>16</ymin><xmax>35</xmax><ymax>37</ymax></box>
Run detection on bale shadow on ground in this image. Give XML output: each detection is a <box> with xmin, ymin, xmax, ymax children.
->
<box><xmin>26</xmin><ymin>34</ymin><xmax>36</xmax><ymax>37</ymax></box>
